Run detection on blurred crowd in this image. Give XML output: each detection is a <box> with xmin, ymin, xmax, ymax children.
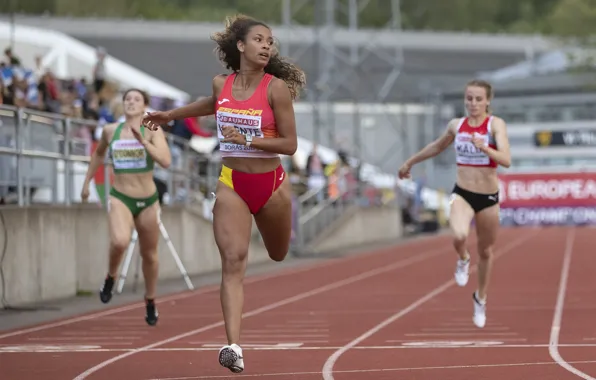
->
<box><xmin>0</xmin><ymin>45</ymin><xmax>216</xmax><ymax>153</ymax></box>
<box><xmin>1</xmin><ymin>47</ymin><xmax>111</xmax><ymax>122</ymax></box>
<box><xmin>284</xmin><ymin>145</ymin><xmax>390</xmax><ymax>208</ymax></box>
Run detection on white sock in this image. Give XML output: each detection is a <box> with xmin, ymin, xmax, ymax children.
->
<box><xmin>475</xmin><ymin>291</ymin><xmax>486</xmax><ymax>304</ymax></box>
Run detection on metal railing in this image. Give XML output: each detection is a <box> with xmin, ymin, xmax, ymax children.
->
<box><xmin>0</xmin><ymin>105</ymin><xmax>220</xmax><ymax>207</ymax></box>
<box><xmin>0</xmin><ymin>105</ymin><xmax>382</xmax><ymax>254</ymax></box>
<box><xmin>292</xmin><ymin>174</ymin><xmax>360</xmax><ymax>251</ymax></box>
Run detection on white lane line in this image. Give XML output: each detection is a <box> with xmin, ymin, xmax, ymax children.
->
<box><xmin>4</xmin><ymin>342</ymin><xmax>596</xmax><ymax>354</ymax></box>
<box><xmin>321</xmin><ymin>232</ymin><xmax>536</xmax><ymax>380</ymax></box>
<box><xmin>549</xmin><ymin>229</ymin><xmax>596</xmax><ymax>379</ymax></box>
<box><xmin>72</xmin><ymin>244</ymin><xmax>449</xmax><ymax>379</ymax></box>
<box><xmin>148</xmin><ymin>359</ymin><xmax>596</xmax><ymax>379</ymax></box>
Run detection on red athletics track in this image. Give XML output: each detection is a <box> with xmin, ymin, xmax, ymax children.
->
<box><xmin>0</xmin><ymin>227</ymin><xmax>595</xmax><ymax>380</ymax></box>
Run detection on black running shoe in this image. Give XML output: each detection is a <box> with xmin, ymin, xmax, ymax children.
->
<box><xmin>145</xmin><ymin>298</ymin><xmax>159</xmax><ymax>326</ymax></box>
<box><xmin>99</xmin><ymin>275</ymin><xmax>114</xmax><ymax>304</ymax></box>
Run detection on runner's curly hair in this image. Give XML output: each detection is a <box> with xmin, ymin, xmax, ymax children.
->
<box><xmin>211</xmin><ymin>14</ymin><xmax>306</xmax><ymax>100</ymax></box>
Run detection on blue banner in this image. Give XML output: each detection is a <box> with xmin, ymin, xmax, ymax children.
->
<box><xmin>499</xmin><ymin>206</ymin><xmax>596</xmax><ymax>226</ymax></box>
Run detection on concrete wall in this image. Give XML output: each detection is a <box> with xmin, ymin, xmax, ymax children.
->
<box><xmin>0</xmin><ymin>204</ymin><xmax>403</xmax><ymax>307</ymax></box>
<box><xmin>308</xmin><ymin>206</ymin><xmax>404</xmax><ymax>254</ymax></box>
<box><xmin>0</xmin><ymin>205</ymin><xmax>270</xmax><ymax>307</ymax></box>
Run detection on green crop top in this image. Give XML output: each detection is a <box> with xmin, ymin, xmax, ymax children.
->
<box><xmin>108</xmin><ymin>123</ymin><xmax>155</xmax><ymax>174</ymax></box>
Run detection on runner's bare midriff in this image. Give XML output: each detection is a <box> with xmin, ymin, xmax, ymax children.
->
<box><xmin>112</xmin><ymin>171</ymin><xmax>157</xmax><ymax>198</ymax></box>
<box><xmin>456</xmin><ymin>166</ymin><xmax>499</xmax><ymax>194</ymax></box>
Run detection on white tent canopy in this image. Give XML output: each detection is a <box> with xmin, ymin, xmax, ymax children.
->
<box><xmin>0</xmin><ymin>21</ymin><xmax>190</xmax><ymax>102</ymax></box>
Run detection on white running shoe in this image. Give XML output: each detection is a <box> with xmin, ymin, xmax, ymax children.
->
<box><xmin>454</xmin><ymin>255</ymin><xmax>470</xmax><ymax>287</ymax></box>
<box><xmin>218</xmin><ymin>344</ymin><xmax>244</xmax><ymax>373</ymax></box>
<box><xmin>472</xmin><ymin>291</ymin><xmax>487</xmax><ymax>328</ymax></box>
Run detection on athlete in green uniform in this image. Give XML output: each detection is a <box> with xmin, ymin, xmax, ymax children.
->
<box><xmin>81</xmin><ymin>88</ymin><xmax>171</xmax><ymax>326</ymax></box>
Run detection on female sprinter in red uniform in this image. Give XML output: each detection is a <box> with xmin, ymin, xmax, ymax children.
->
<box><xmin>142</xmin><ymin>15</ymin><xmax>306</xmax><ymax>373</ymax></box>
<box><xmin>398</xmin><ymin>79</ymin><xmax>511</xmax><ymax>329</ymax></box>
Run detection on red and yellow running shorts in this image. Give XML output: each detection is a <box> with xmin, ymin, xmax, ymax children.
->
<box><xmin>218</xmin><ymin>164</ymin><xmax>285</xmax><ymax>214</ymax></box>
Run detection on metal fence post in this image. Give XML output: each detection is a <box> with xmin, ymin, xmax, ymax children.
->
<box><xmin>63</xmin><ymin>118</ymin><xmax>72</xmax><ymax>206</ymax></box>
<box><xmin>15</xmin><ymin>108</ymin><xmax>24</xmax><ymax>207</ymax></box>
<box><xmin>295</xmin><ymin>195</ymin><xmax>304</xmax><ymax>252</ymax></box>
<box><xmin>183</xmin><ymin>141</ymin><xmax>191</xmax><ymax>206</ymax></box>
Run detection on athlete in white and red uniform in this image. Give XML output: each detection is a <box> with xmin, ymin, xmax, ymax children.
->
<box><xmin>454</xmin><ymin>116</ymin><xmax>498</xmax><ymax>168</ymax></box>
<box><xmin>398</xmin><ymin>79</ymin><xmax>511</xmax><ymax>328</ymax></box>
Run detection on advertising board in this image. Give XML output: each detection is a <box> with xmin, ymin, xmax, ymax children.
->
<box><xmin>498</xmin><ymin>172</ymin><xmax>596</xmax><ymax>226</ymax></box>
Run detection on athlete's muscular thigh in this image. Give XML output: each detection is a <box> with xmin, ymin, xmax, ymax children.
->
<box><xmin>449</xmin><ymin>194</ymin><xmax>475</xmax><ymax>241</ymax></box>
<box><xmin>213</xmin><ymin>183</ymin><xmax>253</xmax><ymax>265</ymax></box>
<box><xmin>135</xmin><ymin>202</ymin><xmax>160</xmax><ymax>256</ymax></box>
<box><xmin>108</xmin><ymin>196</ymin><xmax>134</xmax><ymax>250</ymax></box>
<box><xmin>254</xmin><ymin>179</ymin><xmax>292</xmax><ymax>262</ymax></box>
<box><xmin>474</xmin><ymin>204</ymin><xmax>500</xmax><ymax>253</ymax></box>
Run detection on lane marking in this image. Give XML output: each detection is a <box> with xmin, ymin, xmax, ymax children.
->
<box><xmin>386</xmin><ymin>338</ymin><xmax>527</xmax><ymax>343</ymax></box>
<box><xmin>148</xmin><ymin>360</ymin><xmax>596</xmax><ymax>379</ymax></box>
<box><xmin>321</xmin><ymin>232</ymin><xmax>537</xmax><ymax>380</ymax></box>
<box><xmin>200</xmin><ymin>343</ymin><xmax>303</xmax><ymax>348</ymax></box>
<box><xmin>0</xmin><ymin>344</ymin><xmax>102</xmax><ymax>352</ymax></box>
<box><xmin>241</xmin><ymin>329</ymin><xmax>329</xmax><ymax>333</ymax></box>
<box><xmin>400</xmin><ymin>340</ymin><xmax>504</xmax><ymax>347</ymax></box>
<box><xmin>419</xmin><ymin>327</ymin><xmax>510</xmax><ymax>332</ymax></box>
<box><xmin>549</xmin><ymin>229</ymin><xmax>596</xmax><ymax>379</ymax></box>
<box><xmin>236</xmin><ymin>334</ymin><xmax>328</xmax><ymax>338</ymax></box>
<box><xmin>440</xmin><ymin>321</ymin><xmax>504</xmax><ymax>326</ymax></box>
<box><xmin>287</xmin><ymin>321</ymin><xmax>328</xmax><ymax>324</ymax></box>
<box><xmin>27</xmin><ymin>336</ymin><xmax>142</xmax><ymax>341</ymax></box>
<box><xmin>404</xmin><ymin>332</ymin><xmax>518</xmax><ymax>337</ymax></box>
<box><xmin>0</xmin><ymin>234</ymin><xmax>448</xmax><ymax>340</ymax></box>
<box><xmin>3</xmin><ymin>343</ymin><xmax>596</xmax><ymax>353</ymax></box>
<box><xmin>187</xmin><ymin>340</ymin><xmax>331</xmax><ymax>345</ymax></box>
<box><xmin>72</xmin><ymin>244</ymin><xmax>451</xmax><ymax>379</ymax></box>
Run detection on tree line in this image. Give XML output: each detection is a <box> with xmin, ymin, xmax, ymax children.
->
<box><xmin>4</xmin><ymin>0</ymin><xmax>596</xmax><ymax>37</ymax></box>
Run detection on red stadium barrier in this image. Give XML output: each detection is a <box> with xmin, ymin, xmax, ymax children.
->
<box><xmin>498</xmin><ymin>171</ymin><xmax>596</xmax><ymax>226</ymax></box>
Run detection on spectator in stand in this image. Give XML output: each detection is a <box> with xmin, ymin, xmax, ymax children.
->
<box><xmin>32</xmin><ymin>55</ymin><xmax>45</xmax><ymax>82</ymax></box>
<box><xmin>0</xmin><ymin>49</ymin><xmax>34</xmax><ymax>109</ymax></box>
<box><xmin>10</xmin><ymin>61</ymin><xmax>41</xmax><ymax>110</ymax></box>
<box><xmin>77</xmin><ymin>78</ymin><xmax>88</xmax><ymax>101</ymax></box>
<box><xmin>0</xmin><ymin>63</ymin><xmax>11</xmax><ymax>105</ymax></box>
<box><xmin>1</xmin><ymin>61</ymin><xmax>15</xmax><ymax>106</ymax></box>
<box><xmin>59</xmin><ymin>79</ymin><xmax>79</xmax><ymax>117</ymax></box>
<box><xmin>305</xmin><ymin>144</ymin><xmax>326</xmax><ymax>203</ymax></box>
<box><xmin>4</xmin><ymin>48</ymin><xmax>20</xmax><ymax>66</ymax></box>
<box><xmin>1</xmin><ymin>50</ymin><xmax>43</xmax><ymax>110</ymax></box>
<box><xmin>0</xmin><ymin>77</ymin><xmax>4</xmax><ymax>105</ymax></box>
<box><xmin>93</xmin><ymin>47</ymin><xmax>107</xmax><ymax>99</ymax></box>
<box><xmin>336</xmin><ymin>150</ymin><xmax>354</xmax><ymax>201</ymax></box>
<box><xmin>38</xmin><ymin>71</ymin><xmax>61</xmax><ymax>113</ymax></box>
<box><xmin>96</xmin><ymin>95</ymin><xmax>118</xmax><ymax>130</ymax></box>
